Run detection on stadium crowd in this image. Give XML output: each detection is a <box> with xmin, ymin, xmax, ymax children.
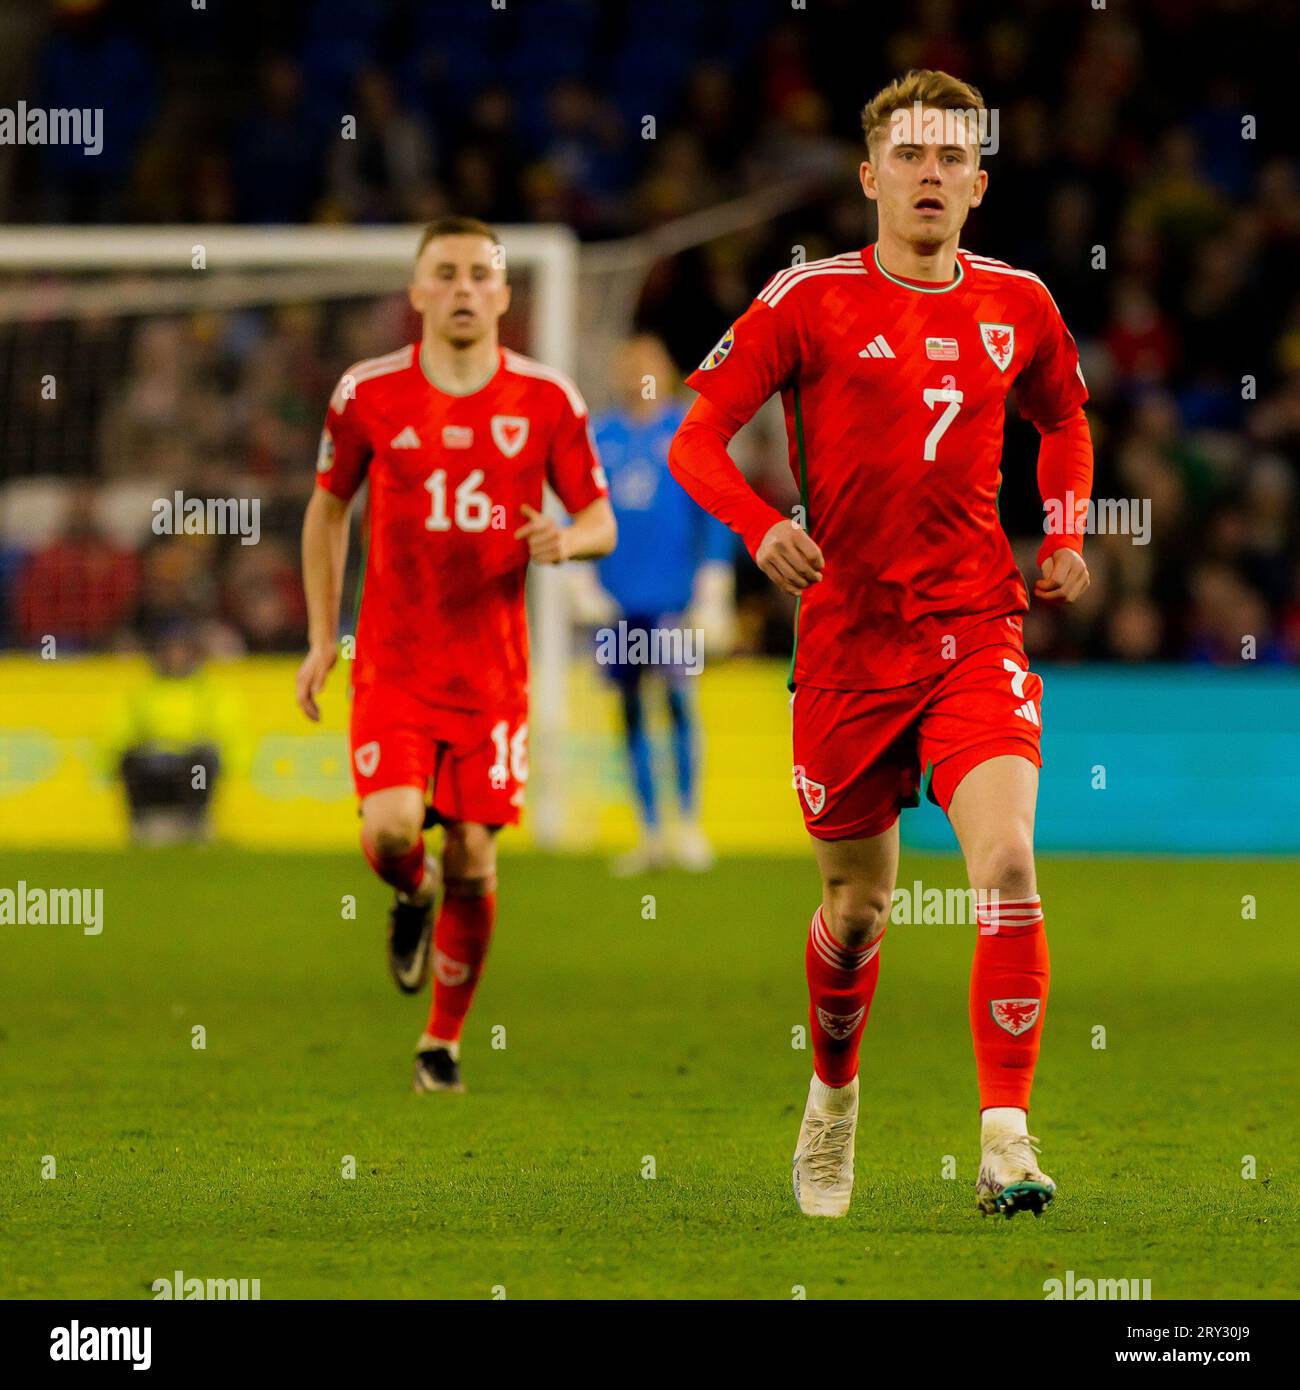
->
<box><xmin>0</xmin><ymin>0</ymin><xmax>1296</xmax><ymax>667</ymax></box>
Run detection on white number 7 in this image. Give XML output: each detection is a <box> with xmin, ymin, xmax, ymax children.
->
<box><xmin>1003</xmin><ymin>657</ymin><xmax>1028</xmax><ymax>697</ymax></box>
<box><xmin>922</xmin><ymin>387</ymin><xmax>963</xmax><ymax>461</ymax></box>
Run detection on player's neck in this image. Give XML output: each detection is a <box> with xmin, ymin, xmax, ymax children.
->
<box><xmin>874</xmin><ymin>229</ymin><xmax>959</xmax><ymax>285</ymax></box>
<box><xmin>420</xmin><ymin>335</ymin><xmax>500</xmax><ymax>396</ymax></box>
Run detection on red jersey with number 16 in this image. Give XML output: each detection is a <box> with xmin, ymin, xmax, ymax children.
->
<box><xmin>316</xmin><ymin>344</ymin><xmax>607</xmax><ymax>712</ymax></box>
<box><xmin>685</xmin><ymin>243</ymin><xmax>1088</xmax><ymax>691</ymax></box>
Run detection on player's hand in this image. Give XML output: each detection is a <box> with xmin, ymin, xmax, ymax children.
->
<box><xmin>756</xmin><ymin>519</ymin><xmax>824</xmax><ymax>597</ymax></box>
<box><xmin>296</xmin><ymin>642</ymin><xmax>337</xmax><ymax>722</ymax></box>
<box><xmin>1035</xmin><ymin>549</ymin><xmax>1090</xmax><ymax>604</ymax></box>
<box><xmin>515</xmin><ymin>503</ymin><xmax>569</xmax><ymax>565</ymax></box>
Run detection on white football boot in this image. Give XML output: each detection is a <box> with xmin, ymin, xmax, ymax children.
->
<box><xmin>610</xmin><ymin>830</ymin><xmax>669</xmax><ymax>877</ymax></box>
<box><xmin>672</xmin><ymin>821</ymin><xmax>715</xmax><ymax>872</ymax></box>
<box><xmin>976</xmin><ymin>1130</ymin><xmax>1056</xmax><ymax>1218</ymax></box>
<box><xmin>792</xmin><ymin>1076</ymin><xmax>859</xmax><ymax>1217</ymax></box>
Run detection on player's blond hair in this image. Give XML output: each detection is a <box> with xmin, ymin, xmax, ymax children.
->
<box><xmin>415</xmin><ymin>215</ymin><xmax>500</xmax><ymax>259</ymax></box>
<box><xmin>860</xmin><ymin>69</ymin><xmax>986</xmax><ymax>163</ymax></box>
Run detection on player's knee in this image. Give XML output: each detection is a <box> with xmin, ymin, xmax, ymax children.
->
<box><xmin>968</xmin><ymin>838</ymin><xmax>1036</xmax><ymax>898</ymax></box>
<box><xmin>823</xmin><ymin>885</ymin><xmax>890</xmax><ymax>949</ymax></box>
<box><xmin>442</xmin><ymin>822</ymin><xmax>496</xmax><ymax>883</ymax></box>
<box><xmin>368</xmin><ymin>820</ymin><xmax>421</xmax><ymax>859</ymax></box>
<box><xmin>362</xmin><ymin>804</ymin><xmax>423</xmax><ymax>859</ymax></box>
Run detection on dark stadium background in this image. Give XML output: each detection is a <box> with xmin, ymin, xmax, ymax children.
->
<box><xmin>0</xmin><ymin>0</ymin><xmax>1296</xmax><ymax>672</ymax></box>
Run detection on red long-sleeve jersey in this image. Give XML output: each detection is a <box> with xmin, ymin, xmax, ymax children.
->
<box><xmin>669</xmin><ymin>244</ymin><xmax>1093</xmax><ymax>691</ymax></box>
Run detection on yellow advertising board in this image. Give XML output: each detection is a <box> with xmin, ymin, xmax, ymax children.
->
<box><xmin>0</xmin><ymin>654</ymin><xmax>802</xmax><ymax>851</ymax></box>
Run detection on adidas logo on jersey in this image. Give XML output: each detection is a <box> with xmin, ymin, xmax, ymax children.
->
<box><xmin>390</xmin><ymin>426</ymin><xmax>422</xmax><ymax>448</ymax></box>
<box><xmin>1014</xmin><ymin>700</ymin><xmax>1040</xmax><ymax>726</ymax></box>
<box><xmin>858</xmin><ymin>334</ymin><xmax>895</xmax><ymax>359</ymax></box>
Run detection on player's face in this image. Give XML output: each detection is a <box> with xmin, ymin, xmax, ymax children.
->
<box><xmin>409</xmin><ymin>235</ymin><xmax>510</xmax><ymax>348</ymax></box>
<box><xmin>860</xmin><ymin>106</ymin><xmax>987</xmax><ymax>249</ymax></box>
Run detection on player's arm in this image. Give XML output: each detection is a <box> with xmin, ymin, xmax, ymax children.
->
<box><xmin>296</xmin><ymin>394</ymin><xmax>370</xmax><ymax>721</ymax></box>
<box><xmin>669</xmin><ymin>396</ymin><xmax>823</xmax><ymax>598</ymax></box>
<box><xmin>516</xmin><ymin>495</ymin><xmax>616</xmax><ymax>564</ymax></box>
<box><xmin>297</xmin><ymin>486</ymin><xmax>351</xmax><ymax>720</ymax></box>
<box><xmin>527</xmin><ymin>378</ymin><xmax>618</xmax><ymax>564</ymax></box>
<box><xmin>1033</xmin><ymin>409</ymin><xmax>1093</xmax><ymax>604</ymax></box>
<box><xmin>1019</xmin><ymin>291</ymin><xmax>1094</xmax><ymax>605</ymax></box>
<box><xmin>669</xmin><ymin>294</ymin><xmax>823</xmax><ymax>598</ymax></box>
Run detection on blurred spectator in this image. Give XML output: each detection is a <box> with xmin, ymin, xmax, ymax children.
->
<box><xmin>13</xmin><ymin>483</ymin><xmax>140</xmax><ymax>649</ymax></box>
<box><xmin>326</xmin><ymin>69</ymin><xmax>435</xmax><ymax>223</ymax></box>
<box><xmin>37</xmin><ymin>0</ymin><xmax>157</xmax><ymax>222</ymax></box>
<box><xmin>232</xmin><ymin>58</ymin><xmax>327</xmax><ymax>223</ymax></box>
<box><xmin>104</xmin><ymin>617</ymin><xmax>248</xmax><ymax>845</ymax></box>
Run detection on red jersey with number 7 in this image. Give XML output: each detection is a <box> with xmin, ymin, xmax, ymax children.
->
<box><xmin>316</xmin><ymin>344</ymin><xmax>607</xmax><ymax>712</ymax></box>
<box><xmin>684</xmin><ymin>244</ymin><xmax>1088</xmax><ymax>691</ymax></box>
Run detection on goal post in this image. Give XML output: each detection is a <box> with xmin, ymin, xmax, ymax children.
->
<box><xmin>0</xmin><ymin>223</ymin><xmax>580</xmax><ymax>845</ymax></box>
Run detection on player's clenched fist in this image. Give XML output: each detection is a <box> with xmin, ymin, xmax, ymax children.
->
<box><xmin>514</xmin><ymin>503</ymin><xmax>569</xmax><ymax>564</ymax></box>
<box><xmin>296</xmin><ymin>642</ymin><xmax>338</xmax><ymax>722</ymax></box>
<box><xmin>1034</xmin><ymin>548</ymin><xmax>1090</xmax><ymax>604</ymax></box>
<box><xmin>756</xmin><ymin>518</ymin><xmax>825</xmax><ymax>597</ymax></box>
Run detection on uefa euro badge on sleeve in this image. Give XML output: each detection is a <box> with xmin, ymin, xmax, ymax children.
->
<box><xmin>699</xmin><ymin>326</ymin><xmax>734</xmax><ymax>371</ymax></box>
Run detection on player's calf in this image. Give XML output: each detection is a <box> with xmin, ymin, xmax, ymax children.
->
<box><xmin>413</xmin><ymin>866</ymin><xmax>497</xmax><ymax>1091</ymax></box>
<box><xmin>360</xmin><ymin>791</ymin><xmax>440</xmax><ymax>993</ymax></box>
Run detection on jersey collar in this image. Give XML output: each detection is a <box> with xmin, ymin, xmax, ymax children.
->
<box><xmin>871</xmin><ymin>244</ymin><xmax>964</xmax><ymax>294</ymax></box>
<box><xmin>419</xmin><ymin>343</ymin><xmax>502</xmax><ymax>397</ymax></box>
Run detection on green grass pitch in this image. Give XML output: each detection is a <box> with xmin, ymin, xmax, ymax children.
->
<box><xmin>1</xmin><ymin>847</ymin><xmax>1295</xmax><ymax>1300</ymax></box>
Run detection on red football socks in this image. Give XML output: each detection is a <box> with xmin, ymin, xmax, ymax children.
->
<box><xmin>426</xmin><ymin>889</ymin><xmax>497</xmax><ymax>1043</ymax></box>
<box><xmin>806</xmin><ymin>905</ymin><xmax>885</xmax><ymax>1087</ymax></box>
<box><xmin>969</xmin><ymin>894</ymin><xmax>1049</xmax><ymax>1110</ymax></box>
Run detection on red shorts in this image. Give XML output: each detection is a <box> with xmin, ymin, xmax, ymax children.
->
<box><xmin>349</xmin><ymin>681</ymin><xmax>528</xmax><ymax>828</ymax></box>
<box><xmin>791</xmin><ymin>641</ymin><xmax>1043</xmax><ymax>841</ymax></box>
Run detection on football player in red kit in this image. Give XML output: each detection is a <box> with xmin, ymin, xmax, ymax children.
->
<box><xmin>297</xmin><ymin>216</ymin><xmax>615</xmax><ymax>1094</ymax></box>
<box><xmin>669</xmin><ymin>72</ymin><xmax>1093</xmax><ymax>1217</ymax></box>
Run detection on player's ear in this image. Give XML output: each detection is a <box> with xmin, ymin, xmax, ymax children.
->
<box><xmin>970</xmin><ymin>167</ymin><xmax>989</xmax><ymax>208</ymax></box>
<box><xmin>859</xmin><ymin>160</ymin><xmax>878</xmax><ymax>202</ymax></box>
<box><xmin>407</xmin><ymin>281</ymin><xmax>423</xmax><ymax>315</ymax></box>
<box><xmin>498</xmin><ymin>281</ymin><xmax>512</xmax><ymax>316</ymax></box>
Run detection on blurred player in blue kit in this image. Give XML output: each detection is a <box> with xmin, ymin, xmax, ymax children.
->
<box><xmin>583</xmin><ymin>334</ymin><xmax>736</xmax><ymax>874</ymax></box>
